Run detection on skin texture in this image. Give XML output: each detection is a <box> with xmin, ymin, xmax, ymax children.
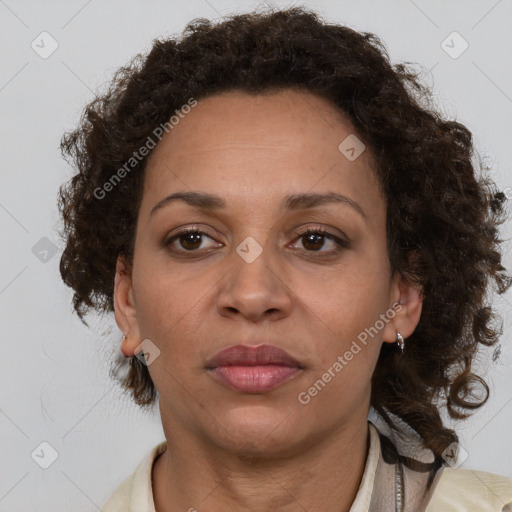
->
<box><xmin>114</xmin><ymin>89</ymin><xmax>423</xmax><ymax>512</ymax></box>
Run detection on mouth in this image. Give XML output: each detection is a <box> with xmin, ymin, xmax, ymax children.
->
<box><xmin>205</xmin><ymin>344</ymin><xmax>304</xmax><ymax>393</ymax></box>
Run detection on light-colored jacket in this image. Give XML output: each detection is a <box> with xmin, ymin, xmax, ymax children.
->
<box><xmin>426</xmin><ymin>468</ymin><xmax>512</xmax><ymax>511</ymax></box>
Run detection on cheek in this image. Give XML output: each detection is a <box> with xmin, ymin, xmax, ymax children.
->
<box><xmin>296</xmin><ymin>256</ymin><xmax>389</xmax><ymax>329</ymax></box>
<box><xmin>132</xmin><ymin>261</ymin><xmax>218</xmax><ymax>373</ymax></box>
<box><xmin>302</xmin><ymin>264</ymin><xmax>389</xmax><ymax>370</ymax></box>
<box><xmin>132</xmin><ymin>259</ymin><xmax>193</xmax><ymax>339</ymax></box>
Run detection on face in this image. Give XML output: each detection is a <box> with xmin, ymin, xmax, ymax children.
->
<box><xmin>115</xmin><ymin>89</ymin><xmax>422</xmax><ymax>456</ymax></box>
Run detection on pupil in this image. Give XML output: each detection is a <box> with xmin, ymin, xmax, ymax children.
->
<box><xmin>181</xmin><ymin>233</ymin><xmax>201</xmax><ymax>250</ymax></box>
<box><xmin>304</xmin><ymin>233</ymin><xmax>323</xmax><ymax>250</ymax></box>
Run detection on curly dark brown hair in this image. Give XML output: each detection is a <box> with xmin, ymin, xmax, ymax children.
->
<box><xmin>57</xmin><ymin>6</ymin><xmax>511</xmax><ymax>462</ymax></box>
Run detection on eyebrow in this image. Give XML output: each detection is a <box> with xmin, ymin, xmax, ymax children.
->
<box><xmin>149</xmin><ymin>191</ymin><xmax>367</xmax><ymax>220</ymax></box>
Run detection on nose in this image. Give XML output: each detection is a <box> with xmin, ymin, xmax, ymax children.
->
<box><xmin>215</xmin><ymin>240</ymin><xmax>292</xmax><ymax>323</ymax></box>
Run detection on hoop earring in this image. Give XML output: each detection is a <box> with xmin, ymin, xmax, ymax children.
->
<box><xmin>396</xmin><ymin>332</ymin><xmax>405</xmax><ymax>354</ymax></box>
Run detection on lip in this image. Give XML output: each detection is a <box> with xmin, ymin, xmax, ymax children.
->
<box><xmin>205</xmin><ymin>344</ymin><xmax>302</xmax><ymax>368</ymax></box>
<box><xmin>205</xmin><ymin>344</ymin><xmax>303</xmax><ymax>393</ymax></box>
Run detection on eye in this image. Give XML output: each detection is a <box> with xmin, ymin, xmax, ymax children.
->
<box><xmin>291</xmin><ymin>227</ymin><xmax>349</xmax><ymax>254</ymax></box>
<box><xmin>165</xmin><ymin>227</ymin><xmax>221</xmax><ymax>253</ymax></box>
<box><xmin>164</xmin><ymin>225</ymin><xmax>349</xmax><ymax>256</ymax></box>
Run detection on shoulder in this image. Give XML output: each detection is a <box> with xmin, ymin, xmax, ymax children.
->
<box><xmin>101</xmin><ymin>471</ymin><xmax>134</xmax><ymax>512</ymax></box>
<box><xmin>426</xmin><ymin>467</ymin><xmax>512</xmax><ymax>512</ymax></box>
<box><xmin>100</xmin><ymin>440</ymin><xmax>167</xmax><ymax>512</ymax></box>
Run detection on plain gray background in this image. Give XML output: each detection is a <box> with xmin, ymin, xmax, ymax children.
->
<box><xmin>1</xmin><ymin>0</ymin><xmax>511</xmax><ymax>510</ymax></box>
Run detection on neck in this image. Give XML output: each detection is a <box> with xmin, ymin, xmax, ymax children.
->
<box><xmin>152</xmin><ymin>417</ymin><xmax>371</xmax><ymax>512</ymax></box>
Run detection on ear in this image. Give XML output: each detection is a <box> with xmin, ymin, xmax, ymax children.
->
<box><xmin>114</xmin><ymin>255</ymin><xmax>142</xmax><ymax>356</ymax></box>
<box><xmin>381</xmin><ymin>253</ymin><xmax>424</xmax><ymax>344</ymax></box>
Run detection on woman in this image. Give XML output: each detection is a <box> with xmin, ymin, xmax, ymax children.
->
<box><xmin>57</xmin><ymin>6</ymin><xmax>512</xmax><ymax>511</ymax></box>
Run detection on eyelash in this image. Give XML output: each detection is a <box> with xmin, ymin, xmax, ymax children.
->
<box><xmin>164</xmin><ymin>226</ymin><xmax>349</xmax><ymax>256</ymax></box>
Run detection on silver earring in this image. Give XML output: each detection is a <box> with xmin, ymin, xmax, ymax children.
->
<box><xmin>396</xmin><ymin>332</ymin><xmax>405</xmax><ymax>354</ymax></box>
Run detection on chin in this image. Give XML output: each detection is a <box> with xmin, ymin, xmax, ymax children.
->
<box><xmin>207</xmin><ymin>406</ymin><xmax>307</xmax><ymax>458</ymax></box>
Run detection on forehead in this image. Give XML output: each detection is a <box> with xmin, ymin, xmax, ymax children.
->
<box><xmin>141</xmin><ymin>89</ymin><xmax>385</xmax><ymax>222</ymax></box>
